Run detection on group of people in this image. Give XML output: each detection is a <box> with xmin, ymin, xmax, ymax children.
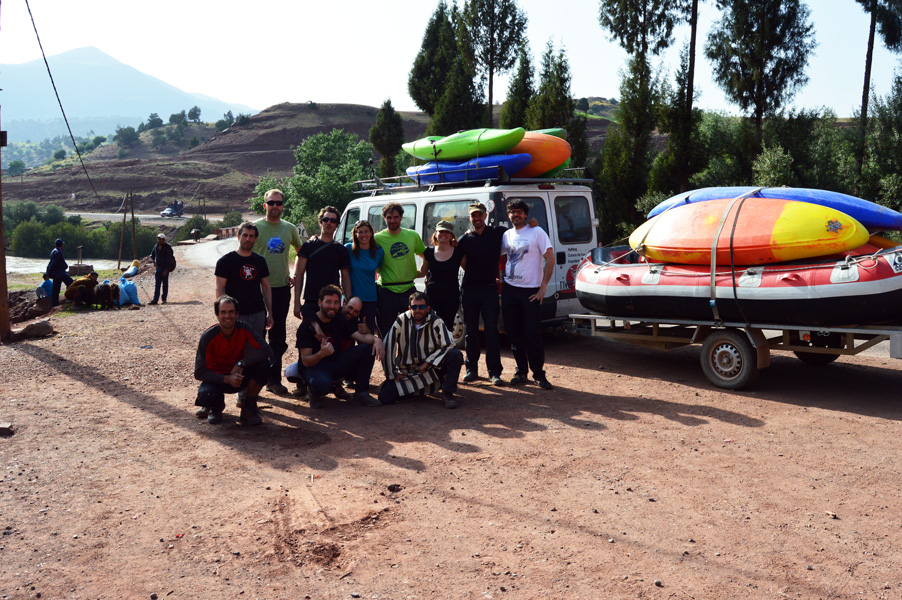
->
<box><xmin>193</xmin><ymin>190</ymin><xmax>556</xmax><ymax>425</ymax></box>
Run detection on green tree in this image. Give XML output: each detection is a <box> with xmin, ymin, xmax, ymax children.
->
<box><xmin>853</xmin><ymin>0</ymin><xmax>902</xmax><ymax>183</ymax></box>
<box><xmin>863</xmin><ymin>68</ymin><xmax>902</xmax><ymax>208</ymax></box>
<box><xmin>705</xmin><ymin>0</ymin><xmax>816</xmax><ymax>153</ymax></box>
<box><xmin>499</xmin><ymin>42</ymin><xmax>534</xmax><ymax>129</ymax></box>
<box><xmin>169</xmin><ymin>110</ymin><xmax>188</xmax><ymax>126</ymax></box>
<box><xmin>427</xmin><ymin>56</ymin><xmax>485</xmax><ymax>136</ymax></box>
<box><xmin>218</xmin><ymin>211</ymin><xmax>245</xmax><ymax>228</ymax></box>
<box><xmin>92</xmin><ymin>135</ymin><xmax>106</xmax><ymax>147</ymax></box>
<box><xmin>409</xmin><ymin>0</ymin><xmax>459</xmax><ymax>116</ymax></box>
<box><xmin>459</xmin><ymin>0</ymin><xmax>528</xmax><ymax>126</ymax></box>
<box><xmin>599</xmin><ymin>0</ymin><xmax>681</xmax><ymax>58</ymax></box>
<box><xmin>576</xmin><ymin>98</ymin><xmax>590</xmax><ymax>113</ymax></box>
<box><xmin>8</xmin><ymin>160</ymin><xmax>26</xmax><ymax>176</ymax></box>
<box><xmin>689</xmin><ymin>111</ymin><xmax>757</xmax><ymax>188</ymax></box>
<box><xmin>525</xmin><ymin>41</ymin><xmax>574</xmax><ymax>129</ymax></box>
<box><xmin>146</xmin><ymin>112</ymin><xmax>164</xmax><ymax>129</ymax></box>
<box><xmin>114</xmin><ymin>125</ymin><xmax>139</xmax><ymax>147</ymax></box>
<box><xmin>215</xmin><ymin>110</ymin><xmax>235</xmax><ymax>131</ymax></box>
<box><xmin>752</xmin><ymin>144</ymin><xmax>796</xmax><ymax>187</ymax></box>
<box><xmin>53</xmin><ymin>149</ymin><xmax>66</xmax><ymax>160</ymax></box>
<box><xmin>369</xmin><ymin>99</ymin><xmax>405</xmax><ymax>178</ymax></box>
<box><xmin>188</xmin><ymin>106</ymin><xmax>202</xmax><ymax>123</ymax></box>
<box><xmin>234</xmin><ymin>113</ymin><xmax>251</xmax><ymax>126</ymax></box>
<box><xmin>41</xmin><ymin>204</ymin><xmax>66</xmax><ymax>226</ymax></box>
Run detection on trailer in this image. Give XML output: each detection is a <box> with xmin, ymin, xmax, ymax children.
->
<box><xmin>567</xmin><ymin>313</ymin><xmax>902</xmax><ymax>389</ymax></box>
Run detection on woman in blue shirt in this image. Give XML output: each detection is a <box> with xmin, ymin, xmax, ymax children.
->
<box><xmin>345</xmin><ymin>220</ymin><xmax>384</xmax><ymax>335</ymax></box>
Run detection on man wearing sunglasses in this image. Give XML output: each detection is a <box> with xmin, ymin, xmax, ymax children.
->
<box><xmin>293</xmin><ymin>206</ymin><xmax>351</xmax><ymax>322</ymax></box>
<box><xmin>380</xmin><ymin>291</ymin><xmax>463</xmax><ymax>409</ymax></box>
<box><xmin>253</xmin><ymin>189</ymin><xmax>303</xmax><ymax>395</ymax></box>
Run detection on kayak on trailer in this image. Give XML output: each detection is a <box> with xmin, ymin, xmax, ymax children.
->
<box><xmin>402</xmin><ymin>128</ymin><xmax>525</xmax><ymax>162</ymax></box>
<box><xmin>506</xmin><ymin>131</ymin><xmax>571</xmax><ymax>178</ymax></box>
<box><xmin>405</xmin><ymin>153</ymin><xmax>532</xmax><ymax>184</ymax></box>
<box><xmin>648</xmin><ymin>186</ymin><xmax>902</xmax><ymax>232</ymax></box>
<box><xmin>629</xmin><ymin>197</ymin><xmax>870</xmax><ymax>265</ymax></box>
<box><xmin>575</xmin><ymin>243</ymin><xmax>902</xmax><ymax>326</ymax></box>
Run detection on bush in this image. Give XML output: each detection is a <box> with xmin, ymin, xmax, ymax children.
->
<box><xmin>175</xmin><ymin>215</ymin><xmax>215</xmax><ymax>242</ymax></box>
<box><xmin>218</xmin><ymin>211</ymin><xmax>244</xmax><ymax>228</ymax></box>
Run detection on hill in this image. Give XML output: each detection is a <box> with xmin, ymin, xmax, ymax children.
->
<box><xmin>0</xmin><ymin>47</ymin><xmax>254</xmax><ymax>143</ymax></box>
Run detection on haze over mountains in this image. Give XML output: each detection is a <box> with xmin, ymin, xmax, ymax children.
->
<box><xmin>1</xmin><ymin>46</ymin><xmax>254</xmax><ymax>143</ymax></box>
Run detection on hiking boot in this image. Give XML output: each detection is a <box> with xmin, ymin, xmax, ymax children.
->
<box><xmin>442</xmin><ymin>393</ymin><xmax>459</xmax><ymax>409</ymax></box>
<box><xmin>462</xmin><ymin>371</ymin><xmax>478</xmax><ymax>383</ymax></box>
<box><xmin>332</xmin><ymin>382</ymin><xmax>350</xmax><ymax>400</ymax></box>
<box><xmin>266</xmin><ymin>381</ymin><xmax>289</xmax><ymax>395</ymax></box>
<box><xmin>291</xmin><ymin>382</ymin><xmax>308</xmax><ymax>397</ymax></box>
<box><xmin>353</xmin><ymin>392</ymin><xmax>381</xmax><ymax>407</ymax></box>
<box><xmin>237</xmin><ymin>408</ymin><xmax>263</xmax><ymax>426</ymax></box>
<box><xmin>509</xmin><ymin>372</ymin><xmax>527</xmax><ymax>386</ymax></box>
<box><xmin>207</xmin><ymin>410</ymin><xmax>223</xmax><ymax>425</ymax></box>
<box><xmin>308</xmin><ymin>393</ymin><xmax>326</xmax><ymax>409</ymax></box>
<box><xmin>535</xmin><ymin>377</ymin><xmax>553</xmax><ymax>390</ymax></box>
<box><xmin>195</xmin><ymin>406</ymin><xmax>211</xmax><ymax>419</ymax></box>
<box><xmin>148</xmin><ymin>300</ymin><xmax>158</xmax><ymax>305</ymax></box>
<box><xmin>490</xmin><ymin>375</ymin><xmax>504</xmax><ymax>387</ymax></box>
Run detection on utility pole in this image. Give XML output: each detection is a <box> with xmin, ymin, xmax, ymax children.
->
<box><xmin>0</xmin><ymin>105</ymin><xmax>11</xmax><ymax>342</ymax></box>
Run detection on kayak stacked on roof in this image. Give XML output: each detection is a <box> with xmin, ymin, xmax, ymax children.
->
<box><xmin>575</xmin><ymin>187</ymin><xmax>902</xmax><ymax>326</ymax></box>
<box><xmin>403</xmin><ymin>127</ymin><xmax>571</xmax><ymax>184</ymax></box>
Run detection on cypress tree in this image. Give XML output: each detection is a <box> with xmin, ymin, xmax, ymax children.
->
<box><xmin>409</xmin><ymin>1</ymin><xmax>458</xmax><ymax>116</ymax></box>
<box><xmin>369</xmin><ymin>99</ymin><xmax>405</xmax><ymax>178</ymax></box>
<box><xmin>499</xmin><ymin>42</ymin><xmax>534</xmax><ymax>129</ymax></box>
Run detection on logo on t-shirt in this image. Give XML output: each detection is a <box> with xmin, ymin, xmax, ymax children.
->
<box><xmin>506</xmin><ymin>241</ymin><xmax>530</xmax><ymax>279</ymax></box>
<box><xmin>240</xmin><ymin>264</ymin><xmax>257</xmax><ymax>280</ymax></box>
<box><xmin>266</xmin><ymin>237</ymin><xmax>286</xmax><ymax>254</ymax></box>
<box><xmin>390</xmin><ymin>242</ymin><xmax>410</xmax><ymax>260</ymax></box>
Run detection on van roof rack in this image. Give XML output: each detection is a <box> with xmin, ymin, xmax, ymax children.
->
<box><xmin>353</xmin><ymin>167</ymin><xmax>593</xmax><ymax>196</ymax></box>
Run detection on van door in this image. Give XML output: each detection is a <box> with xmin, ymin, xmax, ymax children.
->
<box><xmin>549</xmin><ymin>191</ymin><xmax>597</xmax><ymax>317</ymax></box>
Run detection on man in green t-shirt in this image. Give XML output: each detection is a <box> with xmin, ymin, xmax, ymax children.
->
<box><xmin>374</xmin><ymin>202</ymin><xmax>426</xmax><ymax>335</ymax></box>
<box><xmin>252</xmin><ymin>189</ymin><xmax>303</xmax><ymax>395</ymax></box>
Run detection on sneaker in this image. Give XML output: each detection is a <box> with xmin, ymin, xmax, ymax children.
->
<box><xmin>162</xmin><ymin>300</ymin><xmax>167</xmax><ymax>304</ymax></box>
<box><xmin>207</xmin><ymin>411</ymin><xmax>223</xmax><ymax>424</ymax></box>
<box><xmin>148</xmin><ymin>300</ymin><xmax>158</xmax><ymax>305</ymax></box>
<box><xmin>353</xmin><ymin>392</ymin><xmax>382</xmax><ymax>407</ymax></box>
<box><xmin>442</xmin><ymin>393</ymin><xmax>459</xmax><ymax>409</ymax></box>
<box><xmin>462</xmin><ymin>371</ymin><xmax>478</xmax><ymax>383</ymax></box>
<box><xmin>266</xmin><ymin>381</ymin><xmax>289</xmax><ymax>395</ymax></box>
<box><xmin>332</xmin><ymin>382</ymin><xmax>350</xmax><ymax>400</ymax></box>
<box><xmin>535</xmin><ymin>377</ymin><xmax>553</xmax><ymax>390</ymax></box>
<box><xmin>490</xmin><ymin>376</ymin><xmax>504</xmax><ymax>387</ymax></box>
<box><xmin>291</xmin><ymin>382</ymin><xmax>308</xmax><ymax>397</ymax></box>
<box><xmin>237</xmin><ymin>408</ymin><xmax>263</xmax><ymax>426</ymax></box>
<box><xmin>307</xmin><ymin>393</ymin><xmax>326</xmax><ymax>409</ymax></box>
<box><xmin>195</xmin><ymin>406</ymin><xmax>210</xmax><ymax>419</ymax></box>
<box><xmin>509</xmin><ymin>372</ymin><xmax>527</xmax><ymax>386</ymax></box>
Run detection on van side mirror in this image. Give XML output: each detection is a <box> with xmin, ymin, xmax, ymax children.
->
<box><xmin>556</xmin><ymin>251</ymin><xmax>566</xmax><ymax>265</ymax></box>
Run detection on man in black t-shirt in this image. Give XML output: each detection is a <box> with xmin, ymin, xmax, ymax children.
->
<box><xmin>295</xmin><ymin>285</ymin><xmax>383</xmax><ymax>409</ymax></box>
<box><xmin>215</xmin><ymin>222</ymin><xmax>272</xmax><ymax>336</ymax></box>
<box><xmin>293</xmin><ymin>206</ymin><xmax>351</xmax><ymax>322</ymax></box>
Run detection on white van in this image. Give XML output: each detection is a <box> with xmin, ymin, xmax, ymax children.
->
<box><xmin>338</xmin><ymin>178</ymin><xmax>600</xmax><ymax>338</ymax></box>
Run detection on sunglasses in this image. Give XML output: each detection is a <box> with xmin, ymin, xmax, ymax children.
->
<box><xmin>321</xmin><ymin>216</ymin><xmax>339</xmax><ymax>224</ymax></box>
<box><xmin>265</xmin><ymin>200</ymin><xmax>284</xmax><ymax>206</ymax></box>
<box><xmin>410</xmin><ymin>304</ymin><xmax>429</xmax><ymax>310</ymax></box>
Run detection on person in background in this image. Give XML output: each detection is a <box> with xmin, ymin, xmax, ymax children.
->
<box><xmin>345</xmin><ymin>220</ymin><xmax>384</xmax><ymax>335</ymax></box>
<box><xmin>36</xmin><ymin>273</ymin><xmax>54</xmax><ymax>299</ymax></box>
<box><xmin>253</xmin><ymin>189</ymin><xmax>303</xmax><ymax>395</ymax></box>
<box><xmin>194</xmin><ymin>295</ymin><xmax>272</xmax><ymax>426</ymax></box>
<box><xmin>64</xmin><ymin>271</ymin><xmax>99</xmax><ymax>306</ymax></box>
<box><xmin>417</xmin><ymin>220</ymin><xmax>465</xmax><ymax>331</ymax></box>
<box><xmin>500</xmin><ymin>198</ymin><xmax>555</xmax><ymax>390</ymax></box>
<box><xmin>149</xmin><ymin>233</ymin><xmax>174</xmax><ymax>305</ymax></box>
<box><xmin>46</xmin><ymin>238</ymin><xmax>73</xmax><ymax>307</ymax></box>
<box><xmin>374</xmin><ymin>202</ymin><xmax>425</xmax><ymax>335</ymax></box>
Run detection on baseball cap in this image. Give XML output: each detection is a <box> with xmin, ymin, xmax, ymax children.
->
<box><xmin>435</xmin><ymin>220</ymin><xmax>454</xmax><ymax>233</ymax></box>
<box><xmin>157</xmin><ymin>233</ymin><xmax>166</xmax><ymax>239</ymax></box>
<box><xmin>55</xmin><ymin>238</ymin><xmax>64</xmax><ymax>246</ymax></box>
<box><xmin>468</xmin><ymin>202</ymin><xmax>487</xmax><ymax>214</ymax></box>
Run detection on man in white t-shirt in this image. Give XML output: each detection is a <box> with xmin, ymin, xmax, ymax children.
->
<box><xmin>500</xmin><ymin>198</ymin><xmax>555</xmax><ymax>390</ymax></box>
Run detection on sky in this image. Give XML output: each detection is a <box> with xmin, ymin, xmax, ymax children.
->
<box><xmin>1</xmin><ymin>0</ymin><xmax>900</xmax><ymax>119</ymax></box>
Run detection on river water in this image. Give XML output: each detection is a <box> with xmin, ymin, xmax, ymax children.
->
<box><xmin>5</xmin><ymin>256</ymin><xmax>123</xmax><ymax>274</ymax></box>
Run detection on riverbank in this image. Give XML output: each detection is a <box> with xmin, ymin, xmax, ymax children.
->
<box><xmin>5</xmin><ymin>255</ymin><xmax>123</xmax><ymax>274</ymax></box>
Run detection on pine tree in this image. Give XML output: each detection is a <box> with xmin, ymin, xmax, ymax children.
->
<box><xmin>409</xmin><ymin>1</ymin><xmax>459</xmax><ymax>116</ymax></box>
<box><xmin>427</xmin><ymin>57</ymin><xmax>485</xmax><ymax>136</ymax></box>
<box><xmin>499</xmin><ymin>42</ymin><xmax>534</xmax><ymax>129</ymax></box>
<box><xmin>369</xmin><ymin>99</ymin><xmax>405</xmax><ymax>178</ymax></box>
<box><xmin>525</xmin><ymin>41</ymin><xmax>574</xmax><ymax>130</ymax></box>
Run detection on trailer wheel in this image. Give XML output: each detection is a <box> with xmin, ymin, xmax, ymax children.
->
<box><xmin>793</xmin><ymin>351</ymin><xmax>840</xmax><ymax>366</ymax></box>
<box><xmin>700</xmin><ymin>329</ymin><xmax>759</xmax><ymax>390</ymax></box>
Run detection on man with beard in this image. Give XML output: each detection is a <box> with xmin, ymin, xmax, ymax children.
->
<box><xmin>253</xmin><ymin>189</ymin><xmax>303</xmax><ymax>395</ymax></box>
<box><xmin>293</xmin><ymin>205</ymin><xmax>351</xmax><ymax>322</ymax></box>
<box><xmin>215</xmin><ymin>222</ymin><xmax>272</xmax><ymax>336</ymax></box>
<box><xmin>374</xmin><ymin>202</ymin><xmax>425</xmax><ymax>335</ymax></box>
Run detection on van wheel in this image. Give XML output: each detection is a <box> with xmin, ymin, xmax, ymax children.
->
<box><xmin>700</xmin><ymin>329</ymin><xmax>759</xmax><ymax>390</ymax></box>
<box><xmin>451</xmin><ymin>307</ymin><xmax>466</xmax><ymax>349</ymax></box>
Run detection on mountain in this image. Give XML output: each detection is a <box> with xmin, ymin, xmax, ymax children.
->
<box><xmin>0</xmin><ymin>47</ymin><xmax>254</xmax><ymax>142</ymax></box>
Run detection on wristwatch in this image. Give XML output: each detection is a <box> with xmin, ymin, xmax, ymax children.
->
<box><xmin>236</xmin><ymin>360</ymin><xmax>245</xmax><ymax>369</ymax></box>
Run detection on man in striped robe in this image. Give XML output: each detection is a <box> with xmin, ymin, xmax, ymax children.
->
<box><xmin>380</xmin><ymin>291</ymin><xmax>464</xmax><ymax>409</ymax></box>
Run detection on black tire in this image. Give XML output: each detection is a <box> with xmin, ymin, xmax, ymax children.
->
<box><xmin>700</xmin><ymin>329</ymin><xmax>759</xmax><ymax>390</ymax></box>
<box><xmin>793</xmin><ymin>351</ymin><xmax>840</xmax><ymax>366</ymax></box>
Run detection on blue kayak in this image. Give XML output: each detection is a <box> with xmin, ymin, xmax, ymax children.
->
<box><xmin>406</xmin><ymin>153</ymin><xmax>532</xmax><ymax>184</ymax></box>
<box><xmin>648</xmin><ymin>186</ymin><xmax>902</xmax><ymax>232</ymax></box>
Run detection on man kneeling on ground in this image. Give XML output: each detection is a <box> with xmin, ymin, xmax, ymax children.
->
<box><xmin>194</xmin><ymin>295</ymin><xmax>273</xmax><ymax>426</ymax></box>
<box><xmin>381</xmin><ymin>291</ymin><xmax>464</xmax><ymax>409</ymax></box>
<box><xmin>296</xmin><ymin>285</ymin><xmax>383</xmax><ymax>409</ymax></box>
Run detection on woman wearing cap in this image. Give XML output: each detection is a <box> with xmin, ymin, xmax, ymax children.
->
<box><xmin>417</xmin><ymin>220</ymin><xmax>466</xmax><ymax>330</ymax></box>
<box><xmin>345</xmin><ymin>220</ymin><xmax>384</xmax><ymax>334</ymax></box>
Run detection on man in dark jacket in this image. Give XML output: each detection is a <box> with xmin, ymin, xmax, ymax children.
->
<box><xmin>46</xmin><ymin>238</ymin><xmax>73</xmax><ymax>307</ymax></box>
<box><xmin>149</xmin><ymin>233</ymin><xmax>175</xmax><ymax>305</ymax></box>
<box><xmin>194</xmin><ymin>295</ymin><xmax>273</xmax><ymax>426</ymax></box>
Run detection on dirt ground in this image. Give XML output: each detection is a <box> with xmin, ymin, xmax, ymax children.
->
<box><xmin>2</xmin><ymin>248</ymin><xmax>902</xmax><ymax>600</ymax></box>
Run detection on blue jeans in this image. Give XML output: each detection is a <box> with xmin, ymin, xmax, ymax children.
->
<box><xmin>304</xmin><ymin>343</ymin><xmax>375</xmax><ymax>397</ymax></box>
<box><xmin>461</xmin><ymin>287</ymin><xmax>502</xmax><ymax>377</ymax></box>
<box><xmin>152</xmin><ymin>267</ymin><xmax>169</xmax><ymax>302</ymax></box>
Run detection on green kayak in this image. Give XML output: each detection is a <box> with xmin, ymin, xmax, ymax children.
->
<box><xmin>402</xmin><ymin>128</ymin><xmax>526</xmax><ymax>161</ymax></box>
<box><xmin>532</xmin><ymin>127</ymin><xmax>568</xmax><ymax>140</ymax></box>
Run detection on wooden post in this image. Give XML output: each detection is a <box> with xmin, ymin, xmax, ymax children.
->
<box><xmin>0</xmin><ymin>106</ymin><xmax>10</xmax><ymax>342</ymax></box>
<box><xmin>130</xmin><ymin>191</ymin><xmax>137</xmax><ymax>260</ymax></box>
<box><xmin>117</xmin><ymin>190</ymin><xmax>129</xmax><ymax>270</ymax></box>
